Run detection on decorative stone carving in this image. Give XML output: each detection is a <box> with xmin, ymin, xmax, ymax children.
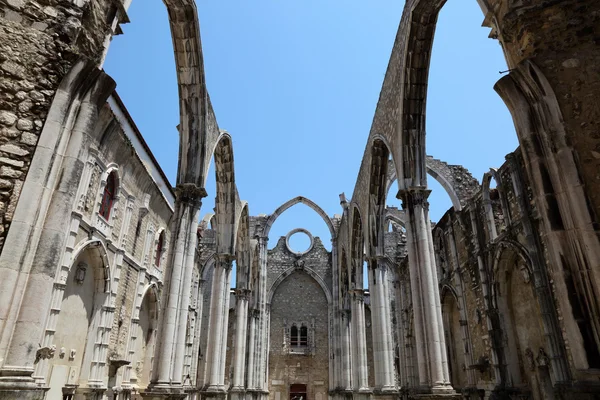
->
<box><xmin>35</xmin><ymin>345</ymin><xmax>56</xmax><ymax>362</ymax></box>
<box><xmin>85</xmin><ymin>165</ymin><xmax>101</xmax><ymax>212</ymax></box>
<box><xmin>175</xmin><ymin>183</ymin><xmax>207</xmax><ymax>206</ymax></box>
<box><xmin>525</xmin><ymin>348</ymin><xmax>535</xmax><ymax>371</ymax></box>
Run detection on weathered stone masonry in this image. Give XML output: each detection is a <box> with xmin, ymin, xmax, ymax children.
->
<box><xmin>1</xmin><ymin>1</ymin><xmax>600</xmax><ymax>400</ymax></box>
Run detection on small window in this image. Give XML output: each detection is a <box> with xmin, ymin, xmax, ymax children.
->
<box><xmin>300</xmin><ymin>326</ymin><xmax>308</xmax><ymax>346</ymax></box>
<box><xmin>155</xmin><ymin>231</ymin><xmax>165</xmax><ymax>268</ymax></box>
<box><xmin>290</xmin><ymin>323</ymin><xmax>308</xmax><ymax>348</ymax></box>
<box><xmin>99</xmin><ymin>171</ymin><xmax>117</xmax><ymax>220</ymax></box>
<box><xmin>290</xmin><ymin>325</ymin><xmax>299</xmax><ymax>347</ymax></box>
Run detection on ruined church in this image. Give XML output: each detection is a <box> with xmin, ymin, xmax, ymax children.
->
<box><xmin>0</xmin><ymin>1</ymin><xmax>599</xmax><ymax>400</ymax></box>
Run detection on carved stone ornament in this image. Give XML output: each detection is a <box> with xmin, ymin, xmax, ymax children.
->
<box><xmin>398</xmin><ymin>188</ymin><xmax>431</xmax><ymax>210</ymax></box>
<box><xmin>294</xmin><ymin>259</ymin><xmax>305</xmax><ymax>270</ymax></box>
<box><xmin>35</xmin><ymin>345</ymin><xmax>56</xmax><ymax>362</ymax></box>
<box><xmin>175</xmin><ymin>183</ymin><xmax>207</xmax><ymax>206</ymax></box>
<box><xmin>536</xmin><ymin>348</ymin><xmax>549</xmax><ymax>368</ymax></box>
<box><xmin>74</xmin><ymin>262</ymin><xmax>87</xmax><ymax>285</ymax></box>
<box><xmin>525</xmin><ymin>347</ymin><xmax>535</xmax><ymax>371</ymax></box>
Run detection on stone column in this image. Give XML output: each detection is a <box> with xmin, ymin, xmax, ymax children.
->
<box><xmin>368</xmin><ymin>259</ymin><xmax>396</xmax><ymax>391</ymax></box>
<box><xmin>351</xmin><ymin>290</ymin><xmax>369</xmax><ymax>392</ymax></box>
<box><xmin>253</xmin><ymin>236</ymin><xmax>269</xmax><ymax>397</ymax></box>
<box><xmin>231</xmin><ymin>289</ymin><xmax>249</xmax><ymax>399</ymax></box>
<box><xmin>144</xmin><ymin>184</ymin><xmax>205</xmax><ymax>399</ymax></box>
<box><xmin>204</xmin><ymin>254</ymin><xmax>233</xmax><ymax>397</ymax></box>
<box><xmin>0</xmin><ymin>68</ymin><xmax>114</xmax><ymax>399</ymax></box>
<box><xmin>399</xmin><ymin>188</ymin><xmax>454</xmax><ymax>395</ymax></box>
<box><xmin>245</xmin><ymin>309</ymin><xmax>258</xmax><ymax>390</ymax></box>
<box><xmin>339</xmin><ymin>310</ymin><xmax>352</xmax><ymax>390</ymax></box>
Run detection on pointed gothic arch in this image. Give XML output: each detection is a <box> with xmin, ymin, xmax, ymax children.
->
<box><xmin>263</xmin><ymin>196</ymin><xmax>335</xmax><ymax>239</ymax></box>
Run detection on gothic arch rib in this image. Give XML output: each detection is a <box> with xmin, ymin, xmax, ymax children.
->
<box><xmin>263</xmin><ymin>196</ymin><xmax>335</xmax><ymax>239</ymax></box>
<box><xmin>267</xmin><ymin>266</ymin><xmax>332</xmax><ymax>305</ymax></box>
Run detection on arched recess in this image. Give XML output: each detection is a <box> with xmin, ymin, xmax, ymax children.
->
<box><xmin>125</xmin><ymin>283</ymin><xmax>160</xmax><ymax>389</ymax></box>
<box><xmin>234</xmin><ymin>203</ymin><xmax>251</xmax><ymax>289</ymax></box>
<box><xmin>482</xmin><ymin>169</ymin><xmax>510</xmax><ymax>241</ymax></box>
<box><xmin>490</xmin><ymin>242</ymin><xmax>551</xmax><ymax>394</ymax></box>
<box><xmin>263</xmin><ymin>196</ymin><xmax>335</xmax><ymax>240</ymax></box>
<box><xmin>440</xmin><ymin>285</ymin><xmax>468</xmax><ymax>391</ymax></box>
<box><xmin>41</xmin><ymin>239</ymin><xmax>113</xmax><ymax>397</ymax></box>
<box><xmin>267</xmin><ymin>266</ymin><xmax>333</xmax><ymax>306</ymax></box>
<box><xmin>349</xmin><ymin>206</ymin><xmax>365</xmax><ymax>290</ymax></box>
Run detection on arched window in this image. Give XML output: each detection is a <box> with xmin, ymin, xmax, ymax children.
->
<box><xmin>99</xmin><ymin>171</ymin><xmax>117</xmax><ymax>220</ymax></box>
<box><xmin>155</xmin><ymin>231</ymin><xmax>165</xmax><ymax>268</ymax></box>
<box><xmin>299</xmin><ymin>325</ymin><xmax>308</xmax><ymax>347</ymax></box>
<box><xmin>290</xmin><ymin>325</ymin><xmax>298</xmax><ymax>347</ymax></box>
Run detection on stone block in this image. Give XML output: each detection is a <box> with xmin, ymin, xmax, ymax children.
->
<box><xmin>0</xmin><ymin>111</ymin><xmax>17</xmax><ymax>126</ymax></box>
<box><xmin>0</xmin><ymin>144</ymin><xmax>29</xmax><ymax>157</ymax></box>
<box><xmin>20</xmin><ymin>133</ymin><xmax>38</xmax><ymax>146</ymax></box>
<box><xmin>16</xmin><ymin>119</ymin><xmax>33</xmax><ymax>131</ymax></box>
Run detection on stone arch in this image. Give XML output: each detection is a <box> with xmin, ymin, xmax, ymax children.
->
<box><xmin>41</xmin><ymin>239</ymin><xmax>115</xmax><ymax>397</ymax></box>
<box><xmin>339</xmin><ymin>247</ymin><xmax>350</xmax><ymax>309</ymax></box>
<box><xmin>69</xmin><ymin>239</ymin><xmax>112</xmax><ymax>294</ymax></box>
<box><xmin>366</xmin><ymin>138</ymin><xmax>390</xmax><ymax>258</ymax></box>
<box><xmin>124</xmin><ymin>282</ymin><xmax>160</xmax><ymax>389</ymax></box>
<box><xmin>482</xmin><ymin>169</ymin><xmax>510</xmax><ymax>240</ymax></box>
<box><xmin>440</xmin><ymin>284</ymin><xmax>468</xmax><ymax>390</ymax></box>
<box><xmin>263</xmin><ymin>196</ymin><xmax>335</xmax><ymax>239</ymax></box>
<box><xmin>234</xmin><ymin>203</ymin><xmax>251</xmax><ymax>289</ymax></box>
<box><xmin>385</xmin><ymin>158</ymin><xmax>479</xmax><ymax>212</ymax></box>
<box><xmin>489</xmin><ymin>241</ymin><xmax>546</xmax><ymax>389</ymax></box>
<box><xmin>210</xmin><ymin>132</ymin><xmax>238</xmax><ymax>255</ymax></box>
<box><xmin>349</xmin><ymin>205</ymin><xmax>364</xmax><ymax>290</ymax></box>
<box><xmin>267</xmin><ymin>266</ymin><xmax>332</xmax><ymax>305</ymax></box>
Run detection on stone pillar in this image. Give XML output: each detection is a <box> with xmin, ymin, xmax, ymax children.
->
<box><xmin>0</xmin><ymin>68</ymin><xmax>114</xmax><ymax>399</ymax></box>
<box><xmin>144</xmin><ymin>184</ymin><xmax>205</xmax><ymax>399</ymax></box>
<box><xmin>231</xmin><ymin>289</ymin><xmax>249</xmax><ymax>399</ymax></box>
<box><xmin>399</xmin><ymin>188</ymin><xmax>454</xmax><ymax>395</ymax></box>
<box><xmin>368</xmin><ymin>259</ymin><xmax>396</xmax><ymax>391</ymax></box>
<box><xmin>339</xmin><ymin>310</ymin><xmax>352</xmax><ymax>390</ymax></box>
<box><xmin>245</xmin><ymin>309</ymin><xmax>258</xmax><ymax>390</ymax></box>
<box><xmin>204</xmin><ymin>254</ymin><xmax>233</xmax><ymax>397</ymax></box>
<box><xmin>351</xmin><ymin>290</ymin><xmax>369</xmax><ymax>392</ymax></box>
<box><xmin>253</xmin><ymin>236</ymin><xmax>269</xmax><ymax>397</ymax></box>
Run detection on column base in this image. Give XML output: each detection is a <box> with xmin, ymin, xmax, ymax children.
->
<box><xmin>408</xmin><ymin>385</ymin><xmax>460</xmax><ymax>400</ymax></box>
<box><xmin>0</xmin><ymin>369</ymin><xmax>48</xmax><ymax>400</ymax></box>
<box><xmin>229</xmin><ymin>387</ymin><xmax>246</xmax><ymax>400</ymax></box>
<box><xmin>141</xmin><ymin>383</ymin><xmax>188</xmax><ymax>400</ymax></box>
<box><xmin>201</xmin><ymin>386</ymin><xmax>228</xmax><ymax>400</ymax></box>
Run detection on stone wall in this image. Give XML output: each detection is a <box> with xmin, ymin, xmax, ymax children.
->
<box><xmin>0</xmin><ymin>0</ymin><xmax>117</xmax><ymax>251</ymax></box>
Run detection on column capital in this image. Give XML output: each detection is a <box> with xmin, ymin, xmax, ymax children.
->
<box><xmin>235</xmin><ymin>288</ymin><xmax>251</xmax><ymax>301</ymax></box>
<box><xmin>215</xmin><ymin>253</ymin><xmax>235</xmax><ymax>269</ymax></box>
<box><xmin>255</xmin><ymin>235</ymin><xmax>268</xmax><ymax>245</ymax></box>
<box><xmin>351</xmin><ymin>289</ymin><xmax>365</xmax><ymax>302</ymax></box>
<box><xmin>175</xmin><ymin>183</ymin><xmax>207</xmax><ymax>207</ymax></box>
<box><xmin>397</xmin><ymin>187</ymin><xmax>431</xmax><ymax>210</ymax></box>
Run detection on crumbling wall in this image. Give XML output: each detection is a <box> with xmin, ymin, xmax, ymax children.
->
<box><xmin>0</xmin><ymin>0</ymin><xmax>114</xmax><ymax>251</ymax></box>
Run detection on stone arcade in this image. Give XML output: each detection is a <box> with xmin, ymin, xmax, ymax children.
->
<box><xmin>0</xmin><ymin>0</ymin><xmax>600</xmax><ymax>399</ymax></box>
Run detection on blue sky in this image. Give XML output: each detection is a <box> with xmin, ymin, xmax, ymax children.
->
<box><xmin>104</xmin><ymin>1</ymin><xmax>517</xmax><ymax>258</ymax></box>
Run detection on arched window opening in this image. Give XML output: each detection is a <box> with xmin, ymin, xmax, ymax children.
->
<box><xmin>300</xmin><ymin>325</ymin><xmax>308</xmax><ymax>347</ymax></box>
<box><xmin>290</xmin><ymin>325</ymin><xmax>298</xmax><ymax>347</ymax></box>
<box><xmin>267</xmin><ymin>202</ymin><xmax>332</xmax><ymax>251</ymax></box>
<box><xmin>155</xmin><ymin>231</ymin><xmax>165</xmax><ymax>268</ymax></box>
<box><xmin>99</xmin><ymin>171</ymin><xmax>117</xmax><ymax>220</ymax></box>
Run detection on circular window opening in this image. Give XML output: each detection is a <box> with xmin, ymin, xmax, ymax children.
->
<box><xmin>285</xmin><ymin>228</ymin><xmax>314</xmax><ymax>256</ymax></box>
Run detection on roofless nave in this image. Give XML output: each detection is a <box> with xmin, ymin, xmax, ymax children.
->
<box><xmin>0</xmin><ymin>1</ymin><xmax>599</xmax><ymax>400</ymax></box>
